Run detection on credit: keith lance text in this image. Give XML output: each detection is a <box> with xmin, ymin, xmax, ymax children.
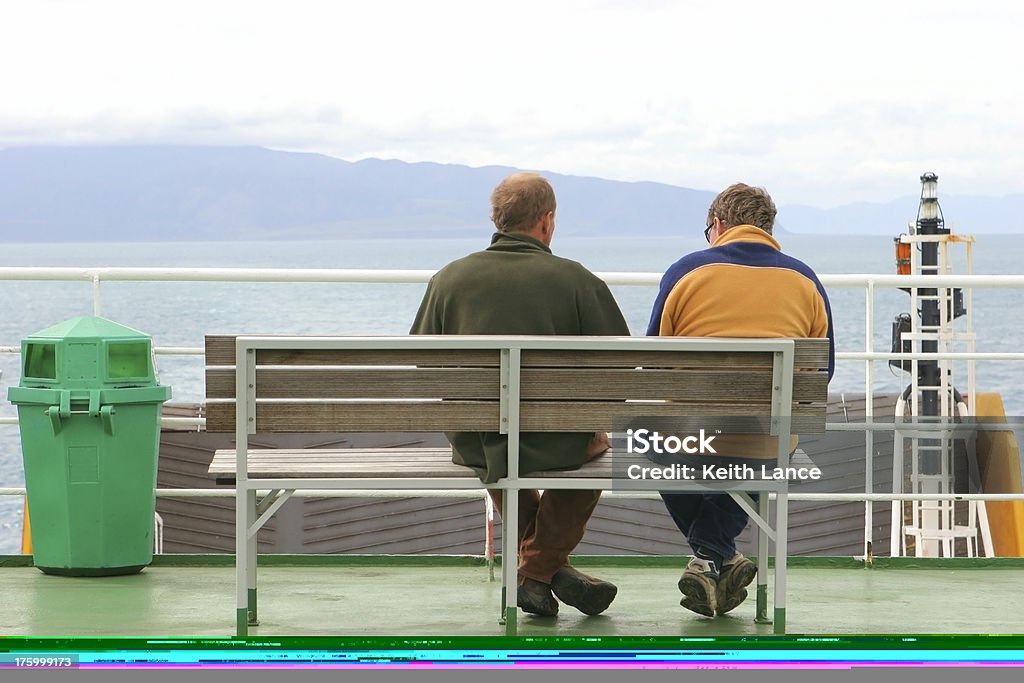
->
<box><xmin>626</xmin><ymin>463</ymin><xmax>823</xmax><ymax>481</ymax></box>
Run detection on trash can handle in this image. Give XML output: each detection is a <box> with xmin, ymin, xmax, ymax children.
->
<box><xmin>44</xmin><ymin>390</ymin><xmax>72</xmax><ymax>435</ymax></box>
<box><xmin>42</xmin><ymin>390</ymin><xmax>116</xmax><ymax>436</ymax></box>
<box><xmin>100</xmin><ymin>405</ymin><xmax>116</xmax><ymax>436</ymax></box>
<box><xmin>59</xmin><ymin>390</ymin><xmax>71</xmax><ymax>418</ymax></box>
<box><xmin>46</xmin><ymin>405</ymin><xmax>63</xmax><ymax>435</ymax></box>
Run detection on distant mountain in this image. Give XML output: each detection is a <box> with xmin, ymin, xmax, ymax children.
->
<box><xmin>0</xmin><ymin>145</ymin><xmax>1018</xmax><ymax>241</ymax></box>
<box><xmin>0</xmin><ymin>145</ymin><xmax>713</xmax><ymax>241</ymax></box>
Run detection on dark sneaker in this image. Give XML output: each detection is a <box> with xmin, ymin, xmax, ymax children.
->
<box><xmin>716</xmin><ymin>553</ymin><xmax>757</xmax><ymax>615</ymax></box>
<box><xmin>550</xmin><ymin>566</ymin><xmax>618</xmax><ymax>616</ymax></box>
<box><xmin>677</xmin><ymin>556</ymin><xmax>719</xmax><ymax>617</ymax></box>
<box><xmin>518</xmin><ymin>577</ymin><xmax>558</xmax><ymax>616</ymax></box>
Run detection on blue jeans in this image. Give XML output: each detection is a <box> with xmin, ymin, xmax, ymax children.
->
<box><xmin>660</xmin><ymin>491</ymin><xmax>758</xmax><ymax>562</ymax></box>
<box><xmin>650</xmin><ymin>451</ymin><xmax>772</xmax><ymax>561</ymax></box>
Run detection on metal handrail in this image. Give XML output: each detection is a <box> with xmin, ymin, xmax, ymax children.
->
<box><xmin>2</xmin><ymin>265</ymin><xmax>1024</xmax><ymax>287</ymax></box>
<box><xmin>3</xmin><ymin>487</ymin><xmax>1024</xmax><ymax>503</ymax></box>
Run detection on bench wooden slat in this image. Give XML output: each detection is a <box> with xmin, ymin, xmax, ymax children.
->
<box><xmin>521</xmin><ymin>349</ymin><xmax>774</xmax><ymax>368</ymax></box>
<box><xmin>206</xmin><ymin>367</ymin><xmax>499</xmax><ymax>400</ymax></box>
<box><xmin>206</xmin><ymin>401</ymin><xmax>501</xmax><ymax>433</ymax></box>
<box><xmin>205</xmin><ymin>335</ymin><xmax>500</xmax><ymax>366</ymax></box>
<box><xmin>208</xmin><ymin>447</ymin><xmax>612</xmax><ymax>480</ymax></box>
<box><xmin>208</xmin><ymin>447</ymin><xmax>476</xmax><ymax>481</ymax></box>
<box><xmin>207</xmin><ymin>338</ymin><xmax>827</xmax><ymax>369</ymax></box>
<box><xmin>220</xmin><ymin>447</ymin><xmax>454</xmax><ymax>456</ymax></box>
<box><xmin>518</xmin><ymin>402</ymin><xmax>826</xmax><ymax>432</ymax></box>
<box><xmin>209</xmin><ymin>448</ymin><xmax>456</xmax><ymax>467</ymax></box>
<box><xmin>207</xmin><ymin>447</ymin><xmax>792</xmax><ymax>483</ymax></box>
<box><xmin>520</xmin><ymin>368</ymin><xmax>827</xmax><ymax>401</ymax></box>
<box><xmin>206</xmin><ymin>366</ymin><xmax>828</xmax><ymax>403</ymax></box>
<box><xmin>207</xmin><ymin>399</ymin><xmax>826</xmax><ymax>433</ymax></box>
<box><xmin>520</xmin><ymin>339</ymin><xmax>829</xmax><ymax>369</ymax></box>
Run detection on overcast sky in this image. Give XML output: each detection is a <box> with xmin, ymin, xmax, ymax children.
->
<box><xmin>2</xmin><ymin>0</ymin><xmax>1021</xmax><ymax>207</ymax></box>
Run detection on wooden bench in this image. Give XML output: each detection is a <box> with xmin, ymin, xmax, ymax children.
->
<box><xmin>205</xmin><ymin>334</ymin><xmax>830</xmax><ymax>636</ymax></box>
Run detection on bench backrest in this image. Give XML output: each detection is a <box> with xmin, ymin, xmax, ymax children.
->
<box><xmin>205</xmin><ymin>335</ymin><xmax>829</xmax><ymax>435</ymax></box>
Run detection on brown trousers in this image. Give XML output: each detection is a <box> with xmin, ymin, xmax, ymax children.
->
<box><xmin>488</xmin><ymin>489</ymin><xmax>601</xmax><ymax>583</ymax></box>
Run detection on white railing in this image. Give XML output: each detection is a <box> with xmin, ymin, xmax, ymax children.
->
<box><xmin>2</xmin><ymin>266</ymin><xmax>1024</xmax><ymax>557</ymax></box>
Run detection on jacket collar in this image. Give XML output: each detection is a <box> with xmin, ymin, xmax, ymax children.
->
<box><xmin>487</xmin><ymin>231</ymin><xmax>552</xmax><ymax>254</ymax></box>
<box><xmin>712</xmin><ymin>224</ymin><xmax>781</xmax><ymax>251</ymax></box>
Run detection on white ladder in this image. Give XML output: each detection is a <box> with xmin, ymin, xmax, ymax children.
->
<box><xmin>890</xmin><ymin>230</ymin><xmax>992</xmax><ymax>557</ymax></box>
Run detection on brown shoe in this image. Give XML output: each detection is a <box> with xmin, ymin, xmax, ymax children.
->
<box><xmin>550</xmin><ymin>566</ymin><xmax>618</xmax><ymax>616</ymax></box>
<box><xmin>677</xmin><ymin>556</ymin><xmax>718</xmax><ymax>618</ymax></box>
<box><xmin>716</xmin><ymin>553</ymin><xmax>756</xmax><ymax>615</ymax></box>
<box><xmin>518</xmin><ymin>577</ymin><xmax>558</xmax><ymax>616</ymax></box>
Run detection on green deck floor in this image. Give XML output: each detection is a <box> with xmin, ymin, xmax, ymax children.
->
<box><xmin>2</xmin><ymin>557</ymin><xmax>1024</xmax><ymax>638</ymax></box>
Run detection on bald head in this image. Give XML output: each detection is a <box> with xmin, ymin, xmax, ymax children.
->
<box><xmin>490</xmin><ymin>173</ymin><xmax>557</xmax><ymax>234</ymax></box>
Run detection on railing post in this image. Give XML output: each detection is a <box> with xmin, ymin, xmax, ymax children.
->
<box><xmin>92</xmin><ymin>273</ymin><xmax>102</xmax><ymax>316</ymax></box>
<box><xmin>865</xmin><ymin>279</ymin><xmax>875</xmax><ymax>563</ymax></box>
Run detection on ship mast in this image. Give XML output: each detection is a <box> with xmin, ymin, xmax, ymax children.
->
<box><xmin>916</xmin><ymin>172</ymin><xmax>945</xmax><ymax>427</ymax></box>
<box><xmin>890</xmin><ymin>173</ymin><xmax>987</xmax><ymax>558</ymax></box>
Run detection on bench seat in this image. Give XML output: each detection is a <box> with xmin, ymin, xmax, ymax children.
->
<box><xmin>208</xmin><ymin>447</ymin><xmax>793</xmax><ymax>484</ymax></box>
<box><xmin>208</xmin><ymin>447</ymin><xmax>476</xmax><ymax>483</ymax></box>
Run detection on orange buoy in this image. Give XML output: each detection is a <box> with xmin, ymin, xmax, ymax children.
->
<box><xmin>895</xmin><ymin>239</ymin><xmax>912</xmax><ymax>275</ymax></box>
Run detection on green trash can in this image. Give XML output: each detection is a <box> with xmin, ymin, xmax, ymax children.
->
<box><xmin>7</xmin><ymin>317</ymin><xmax>171</xmax><ymax>576</ymax></box>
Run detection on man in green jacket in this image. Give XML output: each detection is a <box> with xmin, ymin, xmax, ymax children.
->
<box><xmin>411</xmin><ymin>172</ymin><xmax>629</xmax><ymax>617</ymax></box>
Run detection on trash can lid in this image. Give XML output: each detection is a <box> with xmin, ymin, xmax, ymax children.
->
<box><xmin>19</xmin><ymin>316</ymin><xmax>162</xmax><ymax>390</ymax></box>
<box><xmin>25</xmin><ymin>316</ymin><xmax>151</xmax><ymax>341</ymax></box>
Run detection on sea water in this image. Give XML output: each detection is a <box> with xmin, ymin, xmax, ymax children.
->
<box><xmin>0</xmin><ymin>232</ymin><xmax>1021</xmax><ymax>552</ymax></box>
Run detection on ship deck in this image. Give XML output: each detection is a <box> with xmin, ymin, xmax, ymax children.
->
<box><xmin>2</xmin><ymin>555</ymin><xmax>1023</xmax><ymax>639</ymax></box>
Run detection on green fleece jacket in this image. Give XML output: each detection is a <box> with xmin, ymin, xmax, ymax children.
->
<box><xmin>410</xmin><ymin>231</ymin><xmax>629</xmax><ymax>482</ymax></box>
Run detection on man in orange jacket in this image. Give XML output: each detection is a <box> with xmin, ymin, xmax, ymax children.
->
<box><xmin>647</xmin><ymin>182</ymin><xmax>834</xmax><ymax>617</ymax></box>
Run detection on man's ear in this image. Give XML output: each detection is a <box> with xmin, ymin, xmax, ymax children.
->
<box><xmin>538</xmin><ymin>210</ymin><xmax>555</xmax><ymax>243</ymax></box>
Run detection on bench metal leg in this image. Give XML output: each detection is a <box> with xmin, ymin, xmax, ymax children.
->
<box><xmin>235</xmin><ymin>487</ymin><xmax>251</xmax><ymax>636</ymax></box>
<box><xmin>774</xmin><ymin>490</ymin><xmax>788</xmax><ymax>634</ymax></box>
<box><xmin>755</xmin><ymin>491</ymin><xmax>771</xmax><ymax>624</ymax></box>
<box><xmin>235</xmin><ymin>488</ymin><xmax>260</xmax><ymax>636</ymax></box>
<box><xmin>500</xmin><ymin>488</ymin><xmax>519</xmax><ymax>635</ymax></box>
<box><xmin>498</xmin><ymin>489</ymin><xmax>506</xmax><ymax>624</ymax></box>
<box><xmin>503</xmin><ymin>604</ymin><xmax>518</xmax><ymax>635</ymax></box>
<box><xmin>247</xmin><ymin>489</ymin><xmax>259</xmax><ymax>627</ymax></box>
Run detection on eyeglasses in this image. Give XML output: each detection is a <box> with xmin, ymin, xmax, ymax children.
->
<box><xmin>704</xmin><ymin>221</ymin><xmax>715</xmax><ymax>243</ymax></box>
